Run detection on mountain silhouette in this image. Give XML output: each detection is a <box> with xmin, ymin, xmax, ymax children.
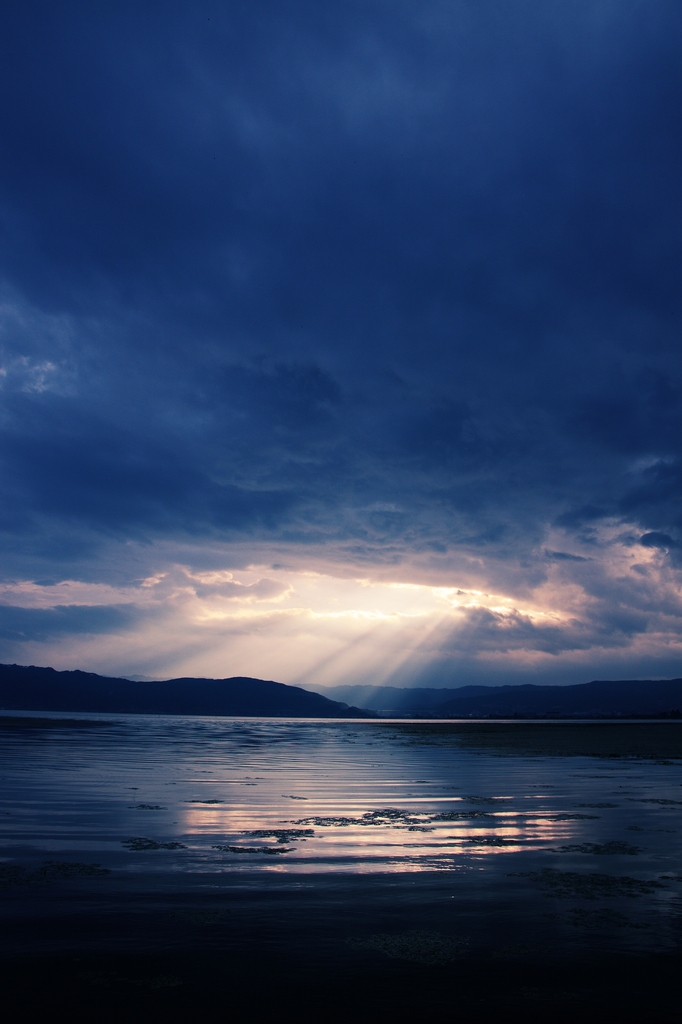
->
<box><xmin>312</xmin><ymin>679</ymin><xmax>682</xmax><ymax>717</ymax></box>
<box><xmin>0</xmin><ymin>663</ymin><xmax>374</xmax><ymax>718</ymax></box>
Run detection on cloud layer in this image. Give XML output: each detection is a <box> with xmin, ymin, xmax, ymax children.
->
<box><xmin>1</xmin><ymin>1</ymin><xmax>682</xmax><ymax>684</ymax></box>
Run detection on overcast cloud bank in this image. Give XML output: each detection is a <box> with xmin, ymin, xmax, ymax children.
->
<box><xmin>1</xmin><ymin>2</ymin><xmax>682</xmax><ymax>685</ymax></box>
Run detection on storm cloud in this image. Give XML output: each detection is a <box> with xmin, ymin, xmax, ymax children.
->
<box><xmin>1</xmin><ymin>1</ymin><xmax>681</xmax><ymax>684</ymax></box>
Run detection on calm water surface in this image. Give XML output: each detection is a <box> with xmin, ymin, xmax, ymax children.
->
<box><xmin>1</xmin><ymin>714</ymin><xmax>681</xmax><ymax>961</ymax></box>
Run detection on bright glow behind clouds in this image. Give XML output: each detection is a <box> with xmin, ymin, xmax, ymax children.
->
<box><xmin>2</xmin><ymin>524</ymin><xmax>682</xmax><ymax>686</ymax></box>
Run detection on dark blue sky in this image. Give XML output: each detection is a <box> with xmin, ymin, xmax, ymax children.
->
<box><xmin>1</xmin><ymin>1</ymin><xmax>682</xmax><ymax>686</ymax></box>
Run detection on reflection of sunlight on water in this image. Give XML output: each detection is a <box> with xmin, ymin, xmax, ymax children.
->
<box><xmin>1</xmin><ymin>716</ymin><xmax>681</xmax><ymax>882</ymax></box>
<box><xmin>165</xmin><ymin>727</ymin><xmax>667</xmax><ymax>869</ymax></box>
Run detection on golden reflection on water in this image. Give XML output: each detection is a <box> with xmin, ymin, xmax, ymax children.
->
<box><xmin>179</xmin><ymin>788</ymin><xmax>619</xmax><ymax>870</ymax></box>
<box><xmin>1</xmin><ymin>716</ymin><xmax>681</xmax><ymax>880</ymax></box>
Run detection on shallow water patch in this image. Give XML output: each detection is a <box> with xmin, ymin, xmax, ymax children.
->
<box><xmin>568</xmin><ymin>908</ymin><xmax>649</xmax><ymax>930</ymax></box>
<box><xmin>244</xmin><ymin>828</ymin><xmax>314</xmax><ymax>843</ymax></box>
<box><xmin>511</xmin><ymin>869</ymin><xmax>665</xmax><ymax>900</ymax></box>
<box><xmin>557</xmin><ymin>842</ymin><xmax>642</xmax><ymax>855</ymax></box>
<box><xmin>0</xmin><ymin>861</ymin><xmax>109</xmax><ymax>887</ymax></box>
<box><xmin>347</xmin><ymin>930</ymin><xmax>468</xmax><ymax>965</ymax></box>
<box><xmin>212</xmin><ymin>845</ymin><xmax>293</xmax><ymax>855</ymax></box>
<box><xmin>122</xmin><ymin>837</ymin><xmax>186</xmax><ymax>851</ymax></box>
<box><xmin>169</xmin><ymin>909</ymin><xmax>231</xmax><ymax>925</ymax></box>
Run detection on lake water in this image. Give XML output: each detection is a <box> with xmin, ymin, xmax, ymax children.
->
<box><xmin>1</xmin><ymin>714</ymin><xmax>681</xmax><ymax>1019</ymax></box>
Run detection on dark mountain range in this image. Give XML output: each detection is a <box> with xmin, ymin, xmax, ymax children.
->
<box><xmin>3</xmin><ymin>665</ymin><xmax>679</xmax><ymax>720</ymax></box>
<box><xmin>430</xmin><ymin>679</ymin><xmax>682</xmax><ymax>718</ymax></box>
<box><xmin>0</xmin><ymin>664</ymin><xmax>374</xmax><ymax>718</ymax></box>
<box><xmin>307</xmin><ymin>684</ymin><xmax>491</xmax><ymax>713</ymax></box>
<box><xmin>311</xmin><ymin>679</ymin><xmax>682</xmax><ymax>717</ymax></box>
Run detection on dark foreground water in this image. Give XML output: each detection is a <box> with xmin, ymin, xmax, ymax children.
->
<box><xmin>1</xmin><ymin>714</ymin><xmax>681</xmax><ymax>1022</ymax></box>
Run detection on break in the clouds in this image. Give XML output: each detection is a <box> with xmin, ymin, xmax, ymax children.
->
<box><xmin>1</xmin><ymin>1</ymin><xmax>682</xmax><ymax>686</ymax></box>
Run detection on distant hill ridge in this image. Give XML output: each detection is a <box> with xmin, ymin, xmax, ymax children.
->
<box><xmin>0</xmin><ymin>663</ymin><xmax>374</xmax><ymax>718</ymax></box>
<box><xmin>310</xmin><ymin>679</ymin><xmax>682</xmax><ymax>717</ymax></box>
<box><xmin>313</xmin><ymin>684</ymin><xmax>491</xmax><ymax>712</ymax></box>
<box><xmin>2</xmin><ymin>665</ymin><xmax>680</xmax><ymax>719</ymax></box>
